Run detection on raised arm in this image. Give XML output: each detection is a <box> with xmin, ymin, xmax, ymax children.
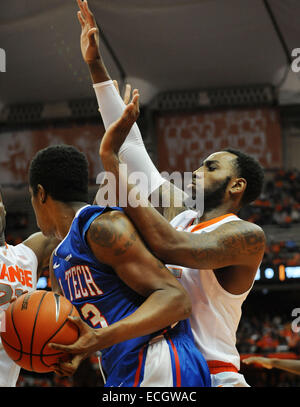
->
<box><xmin>99</xmin><ymin>93</ymin><xmax>266</xmax><ymax>293</ymax></box>
<box><xmin>76</xmin><ymin>0</ymin><xmax>186</xmax><ymax>219</ymax></box>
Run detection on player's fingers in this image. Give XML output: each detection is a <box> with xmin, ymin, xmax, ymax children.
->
<box><xmin>53</xmin><ymin>354</ymin><xmax>85</xmax><ymax>376</ymax></box>
<box><xmin>116</xmin><ymin>96</ymin><xmax>140</xmax><ymax>131</ymax></box>
<box><xmin>113</xmin><ymin>80</ymin><xmax>120</xmax><ymax>95</ymax></box>
<box><xmin>242</xmin><ymin>357</ymin><xmax>255</xmax><ymax>364</ymax></box>
<box><xmin>53</xmin><ymin>365</ymin><xmax>73</xmax><ymax>377</ymax></box>
<box><xmin>130</xmin><ymin>92</ymin><xmax>140</xmax><ymax>114</ymax></box>
<box><xmin>67</xmin><ymin>315</ymin><xmax>87</xmax><ymax>331</ymax></box>
<box><xmin>87</xmin><ymin>28</ymin><xmax>98</xmax><ymax>47</ymax></box>
<box><xmin>77</xmin><ymin>11</ymin><xmax>85</xmax><ymax>28</ymax></box>
<box><xmin>83</xmin><ymin>0</ymin><xmax>97</xmax><ymax>27</ymax></box>
<box><xmin>122</xmin><ymin>95</ymin><xmax>140</xmax><ymax>122</ymax></box>
<box><xmin>48</xmin><ymin>342</ymin><xmax>75</xmax><ymax>353</ymax></box>
<box><xmin>57</xmin><ymin>362</ymin><xmax>76</xmax><ymax>376</ymax></box>
<box><xmin>123</xmin><ymin>84</ymin><xmax>132</xmax><ymax>105</ymax></box>
<box><xmin>77</xmin><ymin>0</ymin><xmax>86</xmax><ymax>18</ymax></box>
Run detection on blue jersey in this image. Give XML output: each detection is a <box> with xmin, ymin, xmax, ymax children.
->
<box><xmin>53</xmin><ymin>205</ymin><xmax>211</xmax><ymax>387</ymax></box>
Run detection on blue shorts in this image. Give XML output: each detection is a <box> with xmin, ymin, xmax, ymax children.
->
<box><xmin>104</xmin><ymin>328</ymin><xmax>211</xmax><ymax>387</ymax></box>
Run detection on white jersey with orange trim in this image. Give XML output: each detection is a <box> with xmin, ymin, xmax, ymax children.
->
<box><xmin>168</xmin><ymin>210</ymin><xmax>255</xmax><ymax>387</ymax></box>
<box><xmin>0</xmin><ymin>243</ymin><xmax>38</xmax><ymax>387</ymax></box>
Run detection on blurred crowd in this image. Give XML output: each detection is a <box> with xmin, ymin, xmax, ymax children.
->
<box><xmin>241</xmin><ymin>169</ymin><xmax>300</xmax><ymax>227</ymax></box>
<box><xmin>237</xmin><ymin>313</ymin><xmax>300</xmax><ymax>355</ymax></box>
<box><xmin>261</xmin><ymin>239</ymin><xmax>300</xmax><ymax>269</ymax></box>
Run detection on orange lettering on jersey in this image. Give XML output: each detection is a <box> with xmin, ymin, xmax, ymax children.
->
<box><xmin>17</xmin><ymin>266</ymin><xmax>26</xmax><ymax>285</ymax></box>
<box><xmin>0</xmin><ymin>263</ymin><xmax>32</xmax><ymax>288</ymax></box>
<box><xmin>23</xmin><ymin>270</ymin><xmax>33</xmax><ymax>288</ymax></box>
<box><xmin>8</xmin><ymin>265</ymin><xmax>20</xmax><ymax>283</ymax></box>
<box><xmin>0</xmin><ymin>264</ymin><xmax>9</xmax><ymax>281</ymax></box>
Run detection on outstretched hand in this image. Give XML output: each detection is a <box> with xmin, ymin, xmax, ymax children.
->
<box><xmin>77</xmin><ymin>0</ymin><xmax>100</xmax><ymax>63</ymax></box>
<box><xmin>99</xmin><ymin>90</ymin><xmax>140</xmax><ymax>159</ymax></box>
<box><xmin>242</xmin><ymin>356</ymin><xmax>273</xmax><ymax>369</ymax></box>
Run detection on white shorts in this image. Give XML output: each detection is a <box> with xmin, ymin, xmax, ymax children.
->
<box><xmin>104</xmin><ymin>329</ymin><xmax>211</xmax><ymax>387</ymax></box>
<box><xmin>211</xmin><ymin>371</ymin><xmax>250</xmax><ymax>387</ymax></box>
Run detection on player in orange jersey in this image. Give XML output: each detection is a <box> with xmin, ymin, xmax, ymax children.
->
<box><xmin>0</xmin><ymin>188</ymin><xmax>58</xmax><ymax>386</ymax></box>
<box><xmin>76</xmin><ymin>0</ymin><xmax>266</xmax><ymax>386</ymax></box>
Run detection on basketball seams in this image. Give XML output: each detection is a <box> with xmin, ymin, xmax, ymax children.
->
<box><xmin>9</xmin><ymin>300</ymin><xmax>23</xmax><ymax>362</ymax></box>
<box><xmin>39</xmin><ymin>303</ymin><xmax>79</xmax><ymax>368</ymax></box>
<box><xmin>1</xmin><ymin>336</ymin><xmax>63</xmax><ymax>357</ymax></box>
<box><xmin>29</xmin><ymin>291</ymin><xmax>48</xmax><ymax>371</ymax></box>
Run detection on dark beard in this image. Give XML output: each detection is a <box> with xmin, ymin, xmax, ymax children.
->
<box><xmin>184</xmin><ymin>176</ymin><xmax>231</xmax><ymax>213</ymax></box>
<box><xmin>203</xmin><ymin>176</ymin><xmax>231</xmax><ymax>212</ymax></box>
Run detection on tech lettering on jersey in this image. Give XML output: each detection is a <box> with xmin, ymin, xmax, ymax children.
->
<box><xmin>59</xmin><ymin>265</ymin><xmax>103</xmax><ymax>301</ymax></box>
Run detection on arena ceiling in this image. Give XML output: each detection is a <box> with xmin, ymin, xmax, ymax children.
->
<box><xmin>0</xmin><ymin>0</ymin><xmax>300</xmax><ymax>107</ymax></box>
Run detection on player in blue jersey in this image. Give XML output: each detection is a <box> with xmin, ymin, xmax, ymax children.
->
<box><xmin>28</xmin><ymin>143</ymin><xmax>211</xmax><ymax>387</ymax></box>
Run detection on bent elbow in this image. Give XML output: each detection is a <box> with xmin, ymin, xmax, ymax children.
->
<box><xmin>172</xmin><ymin>287</ymin><xmax>192</xmax><ymax>321</ymax></box>
<box><xmin>152</xmin><ymin>239</ymin><xmax>179</xmax><ymax>264</ymax></box>
<box><xmin>151</xmin><ymin>239</ymin><xmax>170</xmax><ymax>261</ymax></box>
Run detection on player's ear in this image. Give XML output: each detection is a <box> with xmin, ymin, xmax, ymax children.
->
<box><xmin>230</xmin><ymin>178</ymin><xmax>247</xmax><ymax>197</ymax></box>
<box><xmin>37</xmin><ymin>184</ymin><xmax>48</xmax><ymax>204</ymax></box>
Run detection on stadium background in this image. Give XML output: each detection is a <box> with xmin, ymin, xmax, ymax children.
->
<box><xmin>1</xmin><ymin>0</ymin><xmax>300</xmax><ymax>387</ymax></box>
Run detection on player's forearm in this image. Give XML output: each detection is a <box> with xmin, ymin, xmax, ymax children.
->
<box><xmin>270</xmin><ymin>359</ymin><xmax>300</xmax><ymax>375</ymax></box>
<box><xmin>94</xmin><ymin>81</ymin><xmax>165</xmax><ymax>201</ymax></box>
<box><xmin>94</xmin><ymin>287</ymin><xmax>191</xmax><ymax>350</ymax></box>
<box><xmin>87</xmin><ymin>59</ymin><xmax>110</xmax><ymax>84</ymax></box>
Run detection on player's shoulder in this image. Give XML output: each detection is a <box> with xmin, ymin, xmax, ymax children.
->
<box><xmin>230</xmin><ymin>218</ymin><xmax>265</xmax><ymax>234</ymax></box>
<box><xmin>87</xmin><ymin>209</ymin><xmax>135</xmax><ymax>246</ymax></box>
<box><xmin>5</xmin><ymin>241</ymin><xmax>39</xmax><ymax>270</ymax></box>
<box><xmin>225</xmin><ymin>218</ymin><xmax>266</xmax><ymax>247</ymax></box>
<box><xmin>92</xmin><ymin>209</ymin><xmax>130</xmax><ymax>228</ymax></box>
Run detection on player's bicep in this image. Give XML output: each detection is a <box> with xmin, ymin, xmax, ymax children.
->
<box><xmin>86</xmin><ymin>212</ymin><xmax>181</xmax><ymax>297</ymax></box>
<box><xmin>165</xmin><ymin>221</ymin><xmax>266</xmax><ymax>270</ymax></box>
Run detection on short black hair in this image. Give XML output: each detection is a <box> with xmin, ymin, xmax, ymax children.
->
<box><xmin>29</xmin><ymin>144</ymin><xmax>89</xmax><ymax>202</ymax></box>
<box><xmin>224</xmin><ymin>148</ymin><xmax>264</xmax><ymax>206</ymax></box>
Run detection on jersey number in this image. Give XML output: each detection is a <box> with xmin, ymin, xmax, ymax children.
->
<box><xmin>81</xmin><ymin>303</ymin><xmax>108</xmax><ymax>328</ymax></box>
<box><xmin>0</xmin><ymin>283</ymin><xmax>27</xmax><ymax>306</ymax></box>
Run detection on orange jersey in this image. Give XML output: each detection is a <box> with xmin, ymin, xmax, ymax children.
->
<box><xmin>0</xmin><ymin>243</ymin><xmax>37</xmax><ymax>386</ymax></box>
<box><xmin>168</xmin><ymin>211</ymin><xmax>256</xmax><ymax>386</ymax></box>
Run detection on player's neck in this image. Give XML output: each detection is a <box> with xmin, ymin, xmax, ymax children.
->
<box><xmin>196</xmin><ymin>202</ymin><xmax>238</xmax><ymax>224</ymax></box>
<box><xmin>54</xmin><ymin>202</ymin><xmax>88</xmax><ymax>240</ymax></box>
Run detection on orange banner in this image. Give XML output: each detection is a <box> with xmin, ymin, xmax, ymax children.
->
<box><xmin>157</xmin><ymin>108</ymin><xmax>282</xmax><ymax>172</ymax></box>
<box><xmin>0</xmin><ymin>123</ymin><xmax>105</xmax><ymax>185</ymax></box>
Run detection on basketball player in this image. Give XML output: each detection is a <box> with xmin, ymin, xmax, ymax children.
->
<box><xmin>76</xmin><ymin>0</ymin><xmax>266</xmax><ymax>387</ymax></box>
<box><xmin>0</xmin><ymin>188</ymin><xmax>59</xmax><ymax>386</ymax></box>
<box><xmin>28</xmin><ymin>144</ymin><xmax>211</xmax><ymax>387</ymax></box>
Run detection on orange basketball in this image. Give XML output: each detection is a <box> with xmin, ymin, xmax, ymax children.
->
<box><xmin>0</xmin><ymin>290</ymin><xmax>80</xmax><ymax>373</ymax></box>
